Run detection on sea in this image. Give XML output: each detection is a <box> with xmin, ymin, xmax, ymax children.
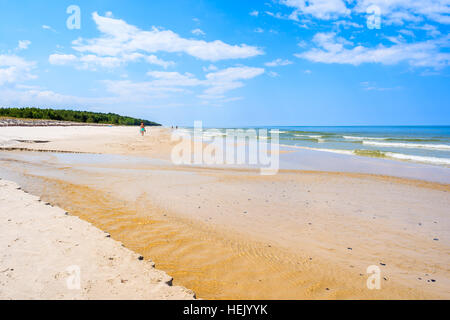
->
<box><xmin>180</xmin><ymin>126</ymin><xmax>450</xmax><ymax>167</ymax></box>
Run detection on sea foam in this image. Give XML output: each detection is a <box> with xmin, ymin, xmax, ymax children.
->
<box><xmin>343</xmin><ymin>136</ymin><xmax>386</xmax><ymax>141</ymax></box>
<box><xmin>363</xmin><ymin>140</ymin><xmax>450</xmax><ymax>151</ymax></box>
<box><xmin>385</xmin><ymin>152</ymin><xmax>450</xmax><ymax>165</ymax></box>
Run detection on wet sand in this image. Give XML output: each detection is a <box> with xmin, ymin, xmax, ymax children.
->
<box><xmin>0</xmin><ymin>126</ymin><xmax>449</xmax><ymax>299</ymax></box>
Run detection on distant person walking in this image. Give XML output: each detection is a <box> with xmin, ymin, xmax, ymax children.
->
<box><xmin>140</xmin><ymin>122</ymin><xmax>146</xmax><ymax>136</ymax></box>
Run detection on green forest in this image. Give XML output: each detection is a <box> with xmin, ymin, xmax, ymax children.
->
<box><xmin>0</xmin><ymin>108</ymin><xmax>160</xmax><ymax>126</ymax></box>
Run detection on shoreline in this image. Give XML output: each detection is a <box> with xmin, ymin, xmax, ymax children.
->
<box><xmin>0</xmin><ymin>177</ymin><xmax>195</xmax><ymax>299</ymax></box>
<box><xmin>1</xmin><ymin>125</ymin><xmax>449</xmax><ymax>184</ymax></box>
<box><xmin>1</xmin><ymin>145</ymin><xmax>449</xmax><ymax>187</ymax></box>
<box><xmin>279</xmin><ymin>143</ymin><xmax>450</xmax><ymax>167</ymax></box>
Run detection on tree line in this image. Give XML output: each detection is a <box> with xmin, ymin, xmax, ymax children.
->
<box><xmin>0</xmin><ymin>108</ymin><xmax>160</xmax><ymax>126</ymax></box>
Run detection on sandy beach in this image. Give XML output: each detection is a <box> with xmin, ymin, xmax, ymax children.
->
<box><xmin>0</xmin><ymin>177</ymin><xmax>195</xmax><ymax>299</ymax></box>
<box><xmin>1</xmin><ymin>125</ymin><xmax>449</xmax><ymax>299</ymax></box>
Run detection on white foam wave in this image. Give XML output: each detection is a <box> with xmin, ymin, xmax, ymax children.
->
<box><xmin>343</xmin><ymin>136</ymin><xmax>386</xmax><ymax>140</ymax></box>
<box><xmin>281</xmin><ymin>144</ymin><xmax>354</xmax><ymax>155</ymax></box>
<box><xmin>294</xmin><ymin>134</ymin><xmax>322</xmax><ymax>138</ymax></box>
<box><xmin>281</xmin><ymin>144</ymin><xmax>450</xmax><ymax>166</ymax></box>
<box><xmin>269</xmin><ymin>130</ymin><xmax>286</xmax><ymax>134</ymax></box>
<box><xmin>202</xmin><ymin>132</ymin><xmax>227</xmax><ymax>137</ymax></box>
<box><xmin>363</xmin><ymin>140</ymin><xmax>450</xmax><ymax>151</ymax></box>
<box><xmin>385</xmin><ymin>152</ymin><xmax>450</xmax><ymax>165</ymax></box>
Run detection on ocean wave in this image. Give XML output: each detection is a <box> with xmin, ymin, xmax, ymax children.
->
<box><xmin>269</xmin><ymin>130</ymin><xmax>287</xmax><ymax>134</ymax></box>
<box><xmin>288</xmin><ymin>130</ymin><xmax>336</xmax><ymax>137</ymax></box>
<box><xmin>355</xmin><ymin>148</ymin><xmax>450</xmax><ymax>165</ymax></box>
<box><xmin>353</xmin><ymin>149</ymin><xmax>386</xmax><ymax>158</ymax></box>
<box><xmin>281</xmin><ymin>144</ymin><xmax>354</xmax><ymax>155</ymax></box>
<box><xmin>363</xmin><ymin>140</ymin><xmax>450</xmax><ymax>151</ymax></box>
<box><xmin>281</xmin><ymin>144</ymin><xmax>450</xmax><ymax>166</ymax></box>
<box><xmin>385</xmin><ymin>138</ymin><xmax>443</xmax><ymax>142</ymax></box>
<box><xmin>385</xmin><ymin>152</ymin><xmax>450</xmax><ymax>165</ymax></box>
<box><xmin>202</xmin><ymin>132</ymin><xmax>227</xmax><ymax>137</ymax></box>
<box><xmin>343</xmin><ymin>136</ymin><xmax>386</xmax><ymax>141</ymax></box>
<box><xmin>294</xmin><ymin>134</ymin><xmax>322</xmax><ymax>138</ymax></box>
<box><xmin>343</xmin><ymin>136</ymin><xmax>443</xmax><ymax>143</ymax></box>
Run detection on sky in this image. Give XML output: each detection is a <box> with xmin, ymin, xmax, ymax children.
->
<box><xmin>0</xmin><ymin>0</ymin><xmax>449</xmax><ymax>127</ymax></box>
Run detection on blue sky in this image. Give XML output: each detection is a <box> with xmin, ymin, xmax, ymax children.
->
<box><xmin>0</xmin><ymin>0</ymin><xmax>449</xmax><ymax>126</ymax></box>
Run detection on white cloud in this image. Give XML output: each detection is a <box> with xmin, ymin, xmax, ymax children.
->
<box><xmin>280</xmin><ymin>0</ymin><xmax>350</xmax><ymax>20</ymax></box>
<box><xmin>199</xmin><ymin>95</ymin><xmax>243</xmax><ymax>106</ymax></box>
<box><xmin>265</xmin><ymin>11</ymin><xmax>288</xmax><ymax>20</ymax></box>
<box><xmin>254</xmin><ymin>27</ymin><xmax>264</xmax><ymax>33</ymax></box>
<box><xmin>102</xmin><ymin>79</ymin><xmax>187</xmax><ymax>99</ymax></box>
<box><xmin>0</xmin><ymin>66</ymin><xmax>264</xmax><ymax>108</ymax></box>
<box><xmin>42</xmin><ymin>25</ymin><xmax>56</xmax><ymax>32</ymax></box>
<box><xmin>48</xmin><ymin>54</ymin><xmax>78</xmax><ymax>65</ymax></box>
<box><xmin>250</xmin><ymin>10</ymin><xmax>259</xmax><ymax>17</ymax></box>
<box><xmin>203</xmin><ymin>66</ymin><xmax>265</xmax><ymax>97</ymax></box>
<box><xmin>398</xmin><ymin>29</ymin><xmax>416</xmax><ymax>37</ymax></box>
<box><xmin>202</xmin><ymin>64</ymin><xmax>218</xmax><ymax>72</ymax></box>
<box><xmin>277</xmin><ymin>0</ymin><xmax>449</xmax><ymax>26</ymax></box>
<box><xmin>49</xmin><ymin>53</ymin><xmax>125</xmax><ymax>69</ymax></box>
<box><xmin>17</xmin><ymin>40</ymin><xmax>31</xmax><ymax>50</ymax></box>
<box><xmin>0</xmin><ymin>87</ymin><xmax>74</xmax><ymax>105</ymax></box>
<box><xmin>49</xmin><ymin>52</ymin><xmax>174</xmax><ymax>70</ymax></box>
<box><xmin>70</xmin><ymin>12</ymin><xmax>263</xmax><ymax>62</ymax></box>
<box><xmin>295</xmin><ymin>32</ymin><xmax>450</xmax><ymax>69</ymax></box>
<box><xmin>145</xmin><ymin>55</ymin><xmax>175</xmax><ymax>68</ymax></box>
<box><xmin>49</xmin><ymin>53</ymin><xmax>110</xmax><ymax>69</ymax></box>
<box><xmin>268</xmin><ymin>71</ymin><xmax>279</xmax><ymax>77</ymax></box>
<box><xmin>191</xmin><ymin>28</ymin><xmax>205</xmax><ymax>36</ymax></box>
<box><xmin>128</xmin><ymin>67</ymin><xmax>265</xmax><ymax>100</ymax></box>
<box><xmin>265</xmin><ymin>58</ymin><xmax>293</xmax><ymax>67</ymax></box>
<box><xmin>146</xmin><ymin>71</ymin><xmax>203</xmax><ymax>87</ymax></box>
<box><xmin>0</xmin><ymin>54</ymin><xmax>36</xmax><ymax>86</ymax></box>
<box><xmin>79</xmin><ymin>54</ymin><xmax>126</xmax><ymax>68</ymax></box>
<box><xmin>205</xmin><ymin>66</ymin><xmax>264</xmax><ymax>82</ymax></box>
<box><xmin>333</xmin><ymin>20</ymin><xmax>363</xmax><ymax>29</ymax></box>
<box><xmin>297</xmin><ymin>40</ymin><xmax>308</xmax><ymax>48</ymax></box>
<box><xmin>385</xmin><ymin>34</ymin><xmax>406</xmax><ymax>45</ymax></box>
<box><xmin>412</xmin><ymin>24</ymin><xmax>442</xmax><ymax>37</ymax></box>
<box><xmin>360</xmin><ymin>81</ymin><xmax>401</xmax><ymax>91</ymax></box>
<box><xmin>0</xmin><ymin>84</ymin><xmax>174</xmax><ymax>109</ymax></box>
<box><xmin>354</xmin><ymin>0</ymin><xmax>450</xmax><ymax>25</ymax></box>
<box><xmin>101</xmin><ymin>66</ymin><xmax>265</xmax><ymax>103</ymax></box>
